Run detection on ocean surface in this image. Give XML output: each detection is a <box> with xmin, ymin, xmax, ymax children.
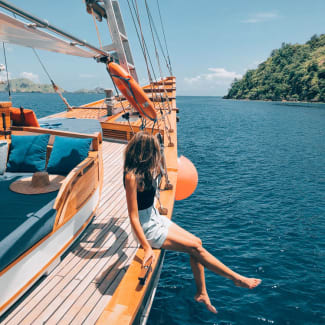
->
<box><xmin>2</xmin><ymin>93</ymin><xmax>324</xmax><ymax>324</ymax></box>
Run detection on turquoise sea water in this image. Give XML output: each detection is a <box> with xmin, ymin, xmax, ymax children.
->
<box><xmin>149</xmin><ymin>97</ymin><xmax>325</xmax><ymax>325</ymax></box>
<box><xmin>2</xmin><ymin>93</ymin><xmax>324</xmax><ymax>324</ymax></box>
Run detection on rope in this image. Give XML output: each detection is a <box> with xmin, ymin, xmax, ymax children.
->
<box><xmin>127</xmin><ymin>0</ymin><xmax>156</xmax><ymax>106</ymax></box>
<box><xmin>126</xmin><ymin>0</ymin><xmax>156</xmax><ymax>83</ymax></box>
<box><xmin>90</xmin><ymin>7</ymin><xmax>103</xmax><ymax>49</ymax></box>
<box><xmin>106</xmin><ymin>66</ymin><xmax>135</xmax><ymax>136</ymax></box>
<box><xmin>133</xmin><ymin>0</ymin><xmax>169</xmax><ymax>113</ymax></box>
<box><xmin>140</xmin><ymin>117</ymin><xmax>146</xmax><ymax>130</ymax></box>
<box><xmin>32</xmin><ymin>48</ymin><xmax>72</xmax><ymax>111</ymax></box>
<box><xmin>145</xmin><ymin>0</ymin><xmax>171</xmax><ymax>77</ymax></box>
<box><xmin>144</xmin><ymin>1</ymin><xmax>172</xmax><ymax>113</ymax></box>
<box><xmin>2</xmin><ymin>43</ymin><xmax>12</xmax><ymax>101</ymax></box>
<box><xmin>135</xmin><ymin>0</ymin><xmax>169</xmax><ymax>118</ymax></box>
<box><xmin>156</xmin><ymin>0</ymin><xmax>173</xmax><ymax>75</ymax></box>
<box><xmin>110</xmin><ymin>73</ymin><xmax>156</xmax><ymax>122</ymax></box>
<box><xmin>144</xmin><ymin>0</ymin><xmax>173</xmax><ymax>141</ymax></box>
<box><xmin>132</xmin><ymin>0</ymin><xmax>153</xmax><ymax>85</ymax></box>
<box><xmin>127</xmin><ymin>0</ymin><xmax>170</xmax><ymax>121</ymax></box>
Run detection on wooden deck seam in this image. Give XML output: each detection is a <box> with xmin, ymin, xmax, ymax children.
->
<box><xmin>57</xmin><ymin>238</ymin><xmax>138</xmax><ymax>325</ymax></box>
<box><xmin>41</xmin><ymin>226</ymin><xmax>136</xmax><ymax>324</ymax></box>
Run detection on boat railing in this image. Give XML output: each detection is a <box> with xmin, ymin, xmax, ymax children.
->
<box><xmin>53</xmin><ymin>151</ymin><xmax>100</xmax><ymax>228</ymax></box>
<box><xmin>10</xmin><ymin>126</ymin><xmax>102</xmax><ymax>150</ymax></box>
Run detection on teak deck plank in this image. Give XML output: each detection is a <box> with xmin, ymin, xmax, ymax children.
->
<box><xmin>1</xmin><ymin>140</ymin><xmax>139</xmax><ymax>325</ymax></box>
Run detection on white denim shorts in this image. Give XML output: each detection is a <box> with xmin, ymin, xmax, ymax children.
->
<box><xmin>138</xmin><ymin>205</ymin><xmax>172</xmax><ymax>248</ymax></box>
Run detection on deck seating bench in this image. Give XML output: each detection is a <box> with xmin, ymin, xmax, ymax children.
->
<box><xmin>0</xmin><ymin>173</ymin><xmax>57</xmax><ymax>272</ymax></box>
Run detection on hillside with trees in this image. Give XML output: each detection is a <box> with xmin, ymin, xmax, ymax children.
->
<box><xmin>0</xmin><ymin>78</ymin><xmax>104</xmax><ymax>93</ymax></box>
<box><xmin>224</xmin><ymin>34</ymin><xmax>325</xmax><ymax>102</ymax></box>
<box><xmin>0</xmin><ymin>78</ymin><xmax>63</xmax><ymax>93</ymax></box>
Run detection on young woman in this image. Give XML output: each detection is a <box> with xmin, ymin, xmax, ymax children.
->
<box><xmin>124</xmin><ymin>131</ymin><xmax>261</xmax><ymax>314</ymax></box>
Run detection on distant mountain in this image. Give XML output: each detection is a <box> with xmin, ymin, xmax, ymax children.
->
<box><xmin>224</xmin><ymin>34</ymin><xmax>325</xmax><ymax>102</ymax></box>
<box><xmin>0</xmin><ymin>78</ymin><xmax>64</xmax><ymax>93</ymax></box>
<box><xmin>0</xmin><ymin>78</ymin><xmax>105</xmax><ymax>94</ymax></box>
<box><xmin>73</xmin><ymin>87</ymin><xmax>105</xmax><ymax>94</ymax></box>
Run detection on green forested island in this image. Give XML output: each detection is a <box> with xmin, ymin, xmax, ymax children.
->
<box><xmin>224</xmin><ymin>34</ymin><xmax>325</xmax><ymax>102</ymax></box>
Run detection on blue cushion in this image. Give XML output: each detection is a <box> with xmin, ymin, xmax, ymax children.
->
<box><xmin>6</xmin><ymin>134</ymin><xmax>50</xmax><ymax>172</ymax></box>
<box><xmin>0</xmin><ymin>140</ymin><xmax>8</xmax><ymax>174</ymax></box>
<box><xmin>47</xmin><ymin>136</ymin><xmax>92</xmax><ymax>175</ymax></box>
<box><xmin>0</xmin><ymin>173</ymin><xmax>57</xmax><ymax>271</ymax></box>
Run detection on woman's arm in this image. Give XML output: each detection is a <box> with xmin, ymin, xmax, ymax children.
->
<box><xmin>124</xmin><ymin>172</ymin><xmax>155</xmax><ymax>265</ymax></box>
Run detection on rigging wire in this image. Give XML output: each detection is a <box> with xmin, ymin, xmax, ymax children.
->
<box><xmin>144</xmin><ymin>1</ymin><xmax>172</xmax><ymax>113</ymax></box>
<box><xmin>143</xmin><ymin>0</ymin><xmax>173</xmax><ymax>141</ymax></box>
<box><xmin>126</xmin><ymin>0</ymin><xmax>152</xmax><ymax>77</ymax></box>
<box><xmin>131</xmin><ymin>1</ymin><xmax>168</xmax><ymax>114</ymax></box>
<box><xmin>32</xmin><ymin>48</ymin><xmax>72</xmax><ymax>111</ymax></box>
<box><xmin>127</xmin><ymin>0</ymin><xmax>163</xmax><ymax>116</ymax></box>
<box><xmin>2</xmin><ymin>43</ymin><xmax>12</xmax><ymax>101</ymax></box>
<box><xmin>128</xmin><ymin>0</ymin><xmax>165</xmax><ymax>133</ymax></box>
<box><xmin>145</xmin><ymin>0</ymin><xmax>171</xmax><ymax>77</ymax></box>
<box><xmin>132</xmin><ymin>0</ymin><xmax>153</xmax><ymax>84</ymax></box>
<box><xmin>130</xmin><ymin>0</ymin><xmax>172</xmax><ymax>142</ymax></box>
<box><xmin>156</xmin><ymin>0</ymin><xmax>172</xmax><ymax>75</ymax></box>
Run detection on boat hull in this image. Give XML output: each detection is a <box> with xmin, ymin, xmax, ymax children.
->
<box><xmin>136</xmin><ymin>251</ymin><xmax>165</xmax><ymax>325</ymax></box>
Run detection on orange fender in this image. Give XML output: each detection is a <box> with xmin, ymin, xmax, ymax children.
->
<box><xmin>10</xmin><ymin>107</ymin><xmax>40</xmax><ymax>127</ymax></box>
<box><xmin>175</xmin><ymin>156</ymin><xmax>198</xmax><ymax>201</ymax></box>
<box><xmin>108</xmin><ymin>62</ymin><xmax>157</xmax><ymax>121</ymax></box>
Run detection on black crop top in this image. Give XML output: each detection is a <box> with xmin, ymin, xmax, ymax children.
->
<box><xmin>136</xmin><ymin>185</ymin><xmax>156</xmax><ymax>210</ymax></box>
<box><xmin>124</xmin><ymin>172</ymin><xmax>156</xmax><ymax>210</ymax></box>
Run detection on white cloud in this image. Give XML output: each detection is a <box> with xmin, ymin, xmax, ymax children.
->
<box><xmin>0</xmin><ymin>71</ymin><xmax>13</xmax><ymax>82</ymax></box>
<box><xmin>20</xmin><ymin>72</ymin><xmax>40</xmax><ymax>83</ymax></box>
<box><xmin>5</xmin><ymin>45</ymin><xmax>13</xmax><ymax>52</ymax></box>
<box><xmin>241</xmin><ymin>12</ymin><xmax>279</xmax><ymax>24</ymax></box>
<box><xmin>245</xmin><ymin>60</ymin><xmax>265</xmax><ymax>70</ymax></box>
<box><xmin>184</xmin><ymin>68</ymin><xmax>242</xmax><ymax>85</ymax></box>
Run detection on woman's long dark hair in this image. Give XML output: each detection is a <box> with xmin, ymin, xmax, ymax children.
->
<box><xmin>124</xmin><ymin>131</ymin><xmax>161</xmax><ymax>191</ymax></box>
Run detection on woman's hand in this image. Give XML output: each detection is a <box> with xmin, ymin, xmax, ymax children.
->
<box><xmin>143</xmin><ymin>246</ymin><xmax>155</xmax><ymax>266</ymax></box>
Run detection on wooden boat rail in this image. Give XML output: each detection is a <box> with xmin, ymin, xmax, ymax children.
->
<box><xmin>53</xmin><ymin>152</ymin><xmax>100</xmax><ymax>229</ymax></box>
<box><xmin>10</xmin><ymin>126</ymin><xmax>102</xmax><ymax>151</ymax></box>
<box><xmin>96</xmin><ymin>77</ymin><xmax>178</xmax><ymax>324</ymax></box>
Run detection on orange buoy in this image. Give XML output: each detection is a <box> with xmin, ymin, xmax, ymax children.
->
<box><xmin>108</xmin><ymin>62</ymin><xmax>157</xmax><ymax>121</ymax></box>
<box><xmin>10</xmin><ymin>107</ymin><xmax>40</xmax><ymax>127</ymax></box>
<box><xmin>175</xmin><ymin>156</ymin><xmax>198</xmax><ymax>201</ymax></box>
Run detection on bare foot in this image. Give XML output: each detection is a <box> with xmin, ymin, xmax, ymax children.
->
<box><xmin>194</xmin><ymin>293</ymin><xmax>218</xmax><ymax>314</ymax></box>
<box><xmin>233</xmin><ymin>275</ymin><xmax>261</xmax><ymax>289</ymax></box>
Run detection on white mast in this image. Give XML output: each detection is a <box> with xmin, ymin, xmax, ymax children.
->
<box><xmin>96</xmin><ymin>0</ymin><xmax>139</xmax><ymax>82</ymax></box>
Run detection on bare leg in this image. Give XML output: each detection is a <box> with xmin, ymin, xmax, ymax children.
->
<box><xmin>190</xmin><ymin>256</ymin><xmax>217</xmax><ymax>313</ymax></box>
<box><xmin>163</xmin><ymin>223</ymin><xmax>217</xmax><ymax>313</ymax></box>
<box><xmin>162</xmin><ymin>223</ymin><xmax>216</xmax><ymax>312</ymax></box>
<box><xmin>162</xmin><ymin>223</ymin><xmax>261</xmax><ymax>289</ymax></box>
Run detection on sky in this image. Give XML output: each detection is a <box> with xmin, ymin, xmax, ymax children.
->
<box><xmin>0</xmin><ymin>0</ymin><xmax>324</xmax><ymax>96</ymax></box>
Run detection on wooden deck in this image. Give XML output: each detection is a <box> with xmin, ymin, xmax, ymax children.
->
<box><xmin>1</xmin><ymin>140</ymin><xmax>139</xmax><ymax>325</ymax></box>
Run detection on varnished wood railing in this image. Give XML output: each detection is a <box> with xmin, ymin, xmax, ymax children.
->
<box><xmin>96</xmin><ymin>78</ymin><xmax>177</xmax><ymax>324</ymax></box>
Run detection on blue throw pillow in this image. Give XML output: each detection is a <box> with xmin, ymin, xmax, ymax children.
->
<box><xmin>47</xmin><ymin>136</ymin><xmax>92</xmax><ymax>175</ymax></box>
<box><xmin>7</xmin><ymin>134</ymin><xmax>50</xmax><ymax>172</ymax></box>
<box><xmin>0</xmin><ymin>140</ymin><xmax>8</xmax><ymax>174</ymax></box>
